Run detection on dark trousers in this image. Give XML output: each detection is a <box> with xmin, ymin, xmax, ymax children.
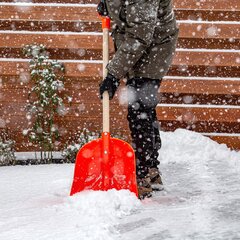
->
<box><xmin>126</xmin><ymin>77</ymin><xmax>162</xmax><ymax>178</ymax></box>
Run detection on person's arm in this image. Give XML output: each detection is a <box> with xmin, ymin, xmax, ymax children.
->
<box><xmin>107</xmin><ymin>0</ymin><xmax>160</xmax><ymax>79</ymax></box>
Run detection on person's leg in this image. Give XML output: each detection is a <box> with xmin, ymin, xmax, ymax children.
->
<box><xmin>127</xmin><ymin>77</ymin><xmax>162</xmax><ymax>180</ymax></box>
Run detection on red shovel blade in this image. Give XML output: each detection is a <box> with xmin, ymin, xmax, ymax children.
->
<box><xmin>70</xmin><ymin>133</ymin><xmax>138</xmax><ymax>197</ymax></box>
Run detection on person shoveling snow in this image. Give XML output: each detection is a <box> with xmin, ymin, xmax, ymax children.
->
<box><xmin>98</xmin><ymin>0</ymin><xmax>179</xmax><ymax>198</ymax></box>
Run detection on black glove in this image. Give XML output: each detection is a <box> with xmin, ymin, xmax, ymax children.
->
<box><xmin>97</xmin><ymin>0</ymin><xmax>108</xmax><ymax>16</ymax></box>
<box><xmin>99</xmin><ymin>73</ymin><xmax>120</xmax><ymax>100</ymax></box>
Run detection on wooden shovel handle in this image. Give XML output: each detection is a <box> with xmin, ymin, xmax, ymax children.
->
<box><xmin>102</xmin><ymin>17</ymin><xmax>110</xmax><ymax>133</ymax></box>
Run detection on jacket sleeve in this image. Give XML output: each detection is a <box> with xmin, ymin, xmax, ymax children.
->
<box><xmin>107</xmin><ymin>0</ymin><xmax>160</xmax><ymax>79</ymax></box>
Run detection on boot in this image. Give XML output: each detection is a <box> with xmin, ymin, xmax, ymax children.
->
<box><xmin>148</xmin><ymin>168</ymin><xmax>164</xmax><ymax>191</ymax></box>
<box><xmin>137</xmin><ymin>177</ymin><xmax>153</xmax><ymax>199</ymax></box>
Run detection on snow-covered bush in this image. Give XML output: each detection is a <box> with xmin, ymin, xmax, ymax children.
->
<box><xmin>0</xmin><ymin>132</ymin><xmax>16</xmax><ymax>166</ymax></box>
<box><xmin>23</xmin><ymin>44</ymin><xmax>71</xmax><ymax>162</ymax></box>
<box><xmin>62</xmin><ymin>128</ymin><xmax>98</xmax><ymax>163</ymax></box>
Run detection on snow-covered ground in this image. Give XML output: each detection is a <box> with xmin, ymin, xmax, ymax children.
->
<box><xmin>0</xmin><ymin>129</ymin><xmax>240</xmax><ymax>240</ymax></box>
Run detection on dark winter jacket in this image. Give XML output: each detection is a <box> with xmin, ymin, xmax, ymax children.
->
<box><xmin>105</xmin><ymin>0</ymin><xmax>179</xmax><ymax>80</ymax></box>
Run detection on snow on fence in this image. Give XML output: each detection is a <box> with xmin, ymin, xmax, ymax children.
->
<box><xmin>0</xmin><ymin>0</ymin><xmax>240</xmax><ymax>151</ymax></box>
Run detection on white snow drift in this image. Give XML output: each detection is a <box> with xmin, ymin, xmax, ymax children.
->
<box><xmin>0</xmin><ymin>129</ymin><xmax>240</xmax><ymax>240</ymax></box>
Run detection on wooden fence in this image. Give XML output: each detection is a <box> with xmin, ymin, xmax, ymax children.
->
<box><xmin>0</xmin><ymin>0</ymin><xmax>240</xmax><ymax>151</ymax></box>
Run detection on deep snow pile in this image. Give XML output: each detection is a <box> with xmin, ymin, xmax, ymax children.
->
<box><xmin>0</xmin><ymin>129</ymin><xmax>240</xmax><ymax>240</ymax></box>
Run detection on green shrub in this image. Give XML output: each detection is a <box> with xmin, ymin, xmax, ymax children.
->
<box><xmin>23</xmin><ymin>44</ymin><xmax>71</xmax><ymax>162</ymax></box>
<box><xmin>0</xmin><ymin>132</ymin><xmax>16</xmax><ymax>166</ymax></box>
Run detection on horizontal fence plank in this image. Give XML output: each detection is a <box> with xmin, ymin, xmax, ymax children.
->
<box><xmin>0</xmin><ymin>60</ymin><xmax>102</xmax><ymax>77</ymax></box>
<box><xmin>0</xmin><ymin>47</ymin><xmax>103</xmax><ymax>61</ymax></box>
<box><xmin>159</xmin><ymin>93</ymin><xmax>240</xmax><ymax>106</ymax></box>
<box><xmin>0</xmin><ymin>51</ymin><xmax>239</xmax><ymax>77</ymax></box>
<box><xmin>0</xmin><ymin>41</ymin><xmax>239</xmax><ymax>61</ymax></box>
<box><xmin>157</xmin><ymin>106</ymin><xmax>240</xmax><ymax>123</ymax></box>
<box><xmin>57</xmin><ymin>86</ymin><xmax>240</xmax><ymax>106</ymax></box>
<box><xmin>1</xmin><ymin>9</ymin><xmax>239</xmax><ymax>23</ymax></box>
<box><xmin>1</xmin><ymin>0</ymin><xmax>239</xmax><ymax>11</ymax></box>
<box><xmin>169</xmin><ymin>65</ymin><xmax>240</xmax><ymax>78</ymax></box>
<box><xmin>1</xmin><ymin>22</ymin><xmax>239</xmax><ymax>39</ymax></box>
<box><xmin>177</xmin><ymin>39</ymin><xmax>240</xmax><ymax>50</ymax></box>
<box><xmin>174</xmin><ymin>51</ymin><xmax>240</xmax><ymax>67</ymax></box>
<box><xmin>173</xmin><ymin>0</ymin><xmax>240</xmax><ymax>11</ymax></box>
<box><xmin>0</xmin><ymin>32</ymin><xmax>104</xmax><ymax>49</ymax></box>
<box><xmin>0</xmin><ymin>62</ymin><xmax>239</xmax><ymax>79</ymax></box>
<box><xmin>208</xmin><ymin>136</ymin><xmax>240</xmax><ymax>150</ymax></box>
<box><xmin>160</xmin><ymin>120</ymin><xmax>240</xmax><ymax>134</ymax></box>
<box><xmin>2</xmin><ymin>95</ymin><xmax>240</xmax><ymax>128</ymax></box>
<box><xmin>2</xmin><ymin>102</ymin><xmax>240</xmax><ymax>134</ymax></box>
<box><xmin>1</xmin><ymin>5</ymin><xmax>240</xmax><ymax>23</ymax></box>
<box><xmin>2</xmin><ymin>112</ymin><xmax>240</xmax><ymax>134</ymax></box>
<box><xmin>175</xmin><ymin>10</ymin><xmax>240</xmax><ymax>21</ymax></box>
<box><xmin>1</xmin><ymin>28</ymin><xmax>239</xmax><ymax>50</ymax></box>
<box><xmin>4</xmin><ymin>101</ymin><xmax>240</xmax><ymax>125</ymax></box>
<box><xmin>0</xmin><ymin>113</ymin><xmax>128</xmax><ymax>137</ymax></box>
<box><xmin>0</xmin><ymin>20</ymin><xmax>102</xmax><ymax>32</ymax></box>
<box><xmin>2</xmin><ymin>77</ymin><xmax>240</xmax><ymax>98</ymax></box>
<box><xmin>2</xmin><ymin>80</ymin><xmax>240</xmax><ymax>109</ymax></box>
<box><xmin>0</xmin><ymin>25</ymin><xmax>240</xmax><ymax>50</ymax></box>
<box><xmin>4</xmin><ymin>115</ymin><xmax>240</xmax><ymax>136</ymax></box>
<box><xmin>160</xmin><ymin>79</ymin><xmax>240</xmax><ymax>95</ymax></box>
<box><xmin>0</xmin><ymin>5</ymin><xmax>99</xmax><ymax>22</ymax></box>
<box><xmin>178</xmin><ymin>22</ymin><xmax>240</xmax><ymax>39</ymax></box>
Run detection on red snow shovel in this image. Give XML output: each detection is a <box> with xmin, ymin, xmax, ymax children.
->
<box><xmin>70</xmin><ymin>17</ymin><xmax>138</xmax><ymax>197</ymax></box>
